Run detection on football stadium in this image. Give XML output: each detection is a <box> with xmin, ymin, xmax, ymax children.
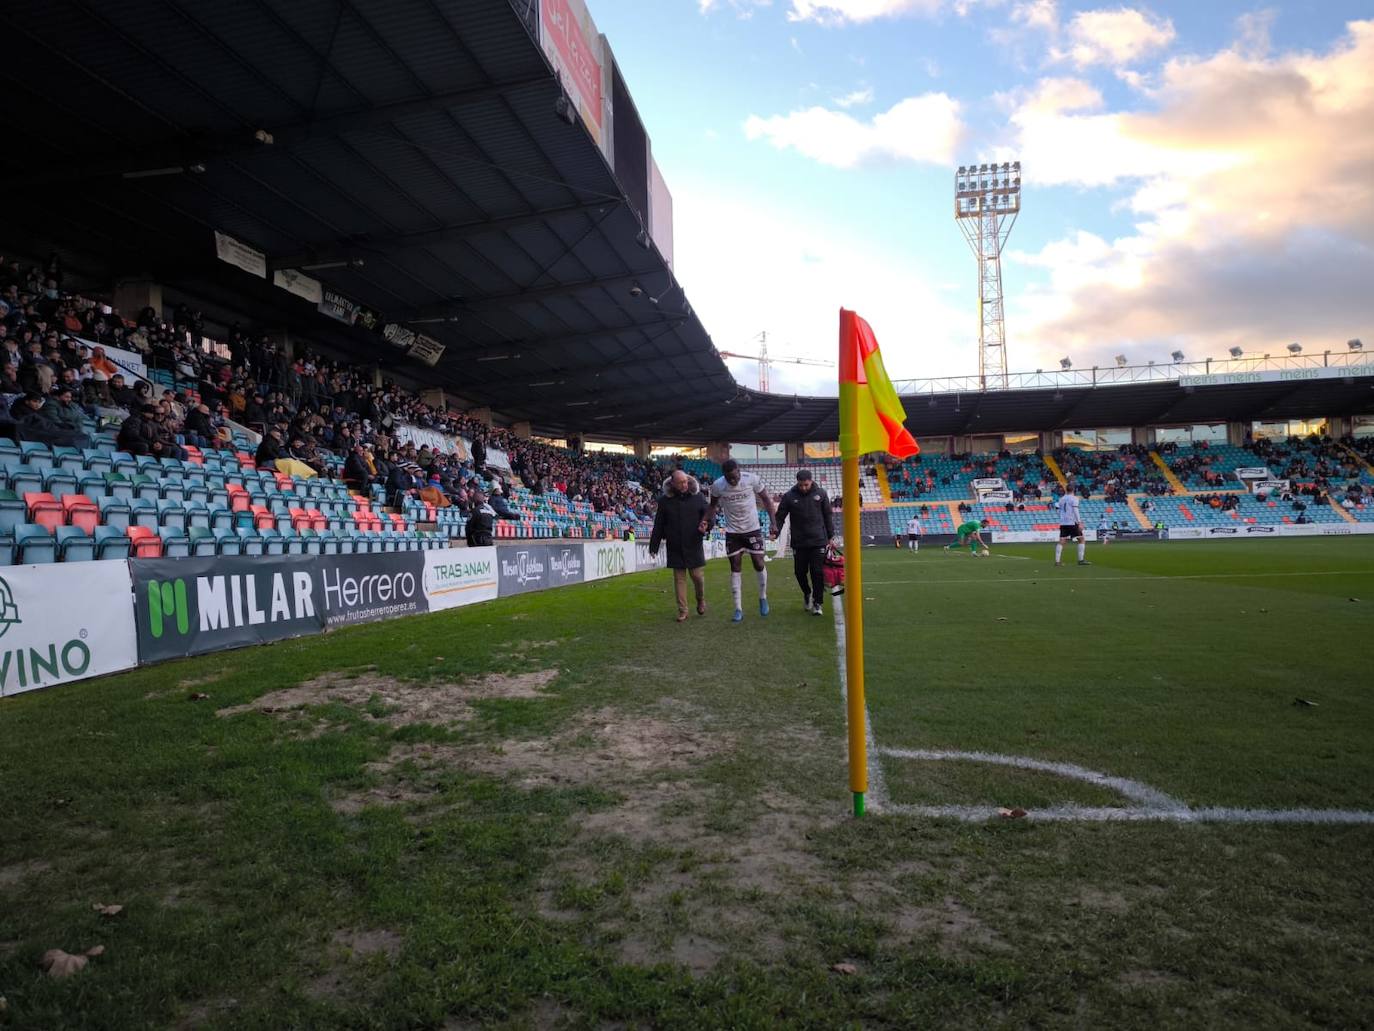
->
<box><xmin>2</xmin><ymin>2</ymin><xmax>1372</xmax><ymax>1028</ymax></box>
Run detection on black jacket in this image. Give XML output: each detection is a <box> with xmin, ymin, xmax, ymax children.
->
<box><xmin>774</xmin><ymin>484</ymin><xmax>835</xmax><ymax>549</ymax></box>
<box><xmin>465</xmin><ymin>503</ymin><xmax>494</xmax><ymax>547</ymax></box>
<box><xmin>649</xmin><ymin>476</ymin><xmax>708</xmax><ymax>569</ymax></box>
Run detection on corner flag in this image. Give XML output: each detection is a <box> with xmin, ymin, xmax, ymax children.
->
<box><xmin>838</xmin><ymin>309</ymin><xmax>919</xmax><ymax>460</ymax></box>
<box><xmin>838</xmin><ymin>309</ymin><xmax>917</xmax><ymax>817</ymax></box>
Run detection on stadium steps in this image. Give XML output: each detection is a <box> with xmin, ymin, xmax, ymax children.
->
<box><xmin>875</xmin><ymin>463</ymin><xmax>893</xmax><ymax>504</ymax></box>
<box><xmin>1329</xmin><ymin>497</ymin><xmax>1358</xmax><ymax>523</ymax></box>
<box><xmin>1124</xmin><ymin>495</ymin><xmax>1153</xmax><ymax>529</ymax></box>
<box><xmin>1042</xmin><ymin>453</ymin><xmax>1069</xmax><ymax>489</ymax></box>
<box><xmin>1341</xmin><ymin>443</ymin><xmax>1374</xmax><ymax>478</ymax></box>
<box><xmin>1150</xmin><ymin>451</ymin><xmax>1189</xmax><ymax>494</ymax></box>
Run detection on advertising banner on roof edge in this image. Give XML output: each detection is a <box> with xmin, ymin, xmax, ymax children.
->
<box><xmin>0</xmin><ymin>563</ymin><xmax>138</xmax><ymax>697</ymax></box>
<box><xmin>318</xmin><ymin>289</ymin><xmax>361</xmax><ymax>326</ymax></box>
<box><xmin>272</xmin><ymin>268</ymin><xmax>323</xmax><ymax>304</ymax></box>
<box><xmin>213</xmin><ymin>231</ymin><xmax>267</xmax><ymax>279</ymax></box>
<box><xmin>539</xmin><ymin>0</ymin><xmax>604</xmax><ymax>148</ymax></box>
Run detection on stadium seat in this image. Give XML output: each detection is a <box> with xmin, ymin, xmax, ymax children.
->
<box><xmin>21</xmin><ymin>442</ymin><xmax>55</xmax><ymax>471</ymax></box>
<box><xmin>80</xmin><ymin>448</ymin><xmax>114</xmax><ymax>475</ymax></box>
<box><xmin>109</xmin><ymin>451</ymin><xmax>137</xmax><ymax>476</ymax></box>
<box><xmin>157</xmin><ymin>499</ymin><xmax>187</xmax><ymax>529</ymax></box>
<box><xmin>62</xmin><ymin>494</ymin><xmax>100</xmax><ymax>533</ymax></box>
<box><xmin>15</xmin><ymin>523</ymin><xmax>57</xmax><ymax>564</ymax></box>
<box><xmin>105</xmin><ymin>472</ymin><xmax>134</xmax><ymax>500</ymax></box>
<box><xmin>213</xmin><ymin>528</ymin><xmax>242</xmax><ymax>556</ymax></box>
<box><xmin>130</xmin><ymin>497</ymin><xmax>159</xmax><ymax>529</ymax></box>
<box><xmin>97</xmin><ymin>495</ymin><xmax>132</xmax><ymax>530</ymax></box>
<box><xmin>0</xmin><ymin>490</ymin><xmax>25</xmax><ymax>534</ymax></box>
<box><xmin>53</xmin><ymin>446</ymin><xmax>84</xmax><ymax>473</ymax></box>
<box><xmin>158</xmin><ymin>525</ymin><xmax>190</xmax><ymax>558</ymax></box>
<box><xmin>94</xmin><ymin>525</ymin><xmax>131</xmax><ymax>560</ymax></box>
<box><xmin>3</xmin><ymin>462</ymin><xmax>43</xmax><ymax>496</ymax></box>
<box><xmin>126</xmin><ymin>525</ymin><xmax>162</xmax><ymax>558</ymax></box>
<box><xmin>56</xmin><ymin>526</ymin><xmax>95</xmax><ymax>562</ymax></box>
<box><xmin>24</xmin><ymin>492</ymin><xmax>64</xmax><ymax>532</ymax></box>
<box><xmin>188</xmin><ymin>526</ymin><xmax>217</xmax><ymax>556</ymax></box>
<box><xmin>260</xmin><ymin>528</ymin><xmax>286</xmax><ymax>555</ymax></box>
<box><xmin>237</xmin><ymin>527</ymin><xmax>264</xmax><ymax>556</ymax></box>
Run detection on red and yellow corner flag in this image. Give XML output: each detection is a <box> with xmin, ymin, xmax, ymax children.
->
<box><xmin>838</xmin><ymin>309</ymin><xmax>919</xmax><ymax>460</ymax></box>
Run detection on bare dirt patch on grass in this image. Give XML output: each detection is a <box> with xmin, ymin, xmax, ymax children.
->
<box><xmin>304</xmin><ymin>928</ymin><xmax>404</xmax><ymax>1001</ymax></box>
<box><xmin>216</xmin><ymin>668</ymin><xmax>560</xmax><ymax>728</ymax></box>
<box><xmin>0</xmin><ymin>860</ymin><xmax>50</xmax><ymax>888</ymax></box>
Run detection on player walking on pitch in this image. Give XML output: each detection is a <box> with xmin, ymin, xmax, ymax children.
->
<box><xmin>702</xmin><ymin>459</ymin><xmax>777</xmax><ymax>622</ymax></box>
<box><xmin>945</xmin><ymin>518</ymin><xmax>990</xmax><ymax>556</ymax></box>
<box><xmin>1055</xmin><ymin>488</ymin><xmax>1090</xmax><ymax>566</ymax></box>
<box><xmin>905</xmin><ymin>514</ymin><xmax>921</xmax><ymax>552</ymax></box>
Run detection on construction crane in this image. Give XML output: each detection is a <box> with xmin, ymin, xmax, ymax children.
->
<box><xmin>718</xmin><ymin>331</ymin><xmax>833</xmax><ymax>392</ymax></box>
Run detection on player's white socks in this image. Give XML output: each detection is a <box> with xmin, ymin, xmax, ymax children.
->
<box><xmin>1054</xmin><ymin>543</ymin><xmax>1063</xmax><ymax>563</ymax></box>
<box><xmin>756</xmin><ymin>567</ymin><xmax>768</xmax><ymax>598</ymax></box>
<box><xmin>1077</xmin><ymin>541</ymin><xmax>1086</xmax><ymax>562</ymax></box>
<box><xmin>731</xmin><ymin>572</ymin><xmax>742</xmax><ymax>610</ymax></box>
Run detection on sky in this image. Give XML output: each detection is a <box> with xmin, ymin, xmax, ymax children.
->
<box><xmin>580</xmin><ymin>0</ymin><xmax>1374</xmax><ymax>397</ymax></box>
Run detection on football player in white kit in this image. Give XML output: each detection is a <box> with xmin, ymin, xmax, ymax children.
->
<box><xmin>904</xmin><ymin>514</ymin><xmax>921</xmax><ymax>552</ymax></box>
<box><xmin>1054</xmin><ymin>488</ymin><xmax>1090</xmax><ymax>566</ymax></box>
<box><xmin>701</xmin><ymin>459</ymin><xmax>777</xmax><ymax>622</ymax></box>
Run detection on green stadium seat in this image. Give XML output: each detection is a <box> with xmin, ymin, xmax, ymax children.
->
<box><xmin>188</xmin><ymin>526</ymin><xmax>217</xmax><ymax>556</ymax></box>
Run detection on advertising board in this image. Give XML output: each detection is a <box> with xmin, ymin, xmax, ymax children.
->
<box><xmin>213</xmin><ymin>231</ymin><xmax>266</xmax><ymax>278</ymax></box>
<box><xmin>272</xmin><ymin>268</ymin><xmax>323</xmax><ymax>304</ymax></box>
<box><xmin>132</xmin><ymin>552</ymin><xmax>429</xmax><ymax>661</ymax></box>
<box><xmin>423</xmin><ymin>547</ymin><xmax>499</xmax><ymax>610</ymax></box>
<box><xmin>539</xmin><ymin>0</ymin><xmax>604</xmax><ymax>146</ymax></box>
<box><xmin>0</xmin><ymin>563</ymin><xmax>138</xmax><ymax>697</ymax></box>
<box><xmin>635</xmin><ymin>541</ymin><xmax>668</xmax><ymax>572</ymax></box>
<box><xmin>583</xmin><ymin>540</ymin><xmax>632</xmax><ymax>581</ymax></box>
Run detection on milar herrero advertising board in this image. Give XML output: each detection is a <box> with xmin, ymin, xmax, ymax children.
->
<box><xmin>0</xmin><ymin>563</ymin><xmax>139</xmax><ymax>696</ymax></box>
<box><xmin>132</xmin><ymin>553</ymin><xmax>430</xmax><ymax>661</ymax></box>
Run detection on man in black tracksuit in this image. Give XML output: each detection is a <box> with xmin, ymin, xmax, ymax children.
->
<box><xmin>771</xmin><ymin>469</ymin><xmax>835</xmax><ymax>616</ymax></box>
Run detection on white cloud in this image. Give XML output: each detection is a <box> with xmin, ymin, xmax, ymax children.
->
<box><xmin>1003</xmin><ymin>19</ymin><xmax>1374</xmax><ymax>366</ymax></box>
<box><xmin>671</xmin><ymin>182</ymin><xmax>975</xmax><ymax>394</ymax></box>
<box><xmin>1053</xmin><ymin>7</ymin><xmax>1176</xmax><ymax>68</ymax></box>
<box><xmin>698</xmin><ymin>0</ymin><xmax>773</xmax><ymax>17</ymax></box>
<box><xmin>744</xmin><ymin>94</ymin><xmax>963</xmax><ymax>168</ymax></box>
<box><xmin>833</xmin><ymin>86</ymin><xmax>874</xmax><ymax>107</ymax></box>
<box><xmin>787</xmin><ymin>0</ymin><xmax>946</xmax><ymax>26</ymax></box>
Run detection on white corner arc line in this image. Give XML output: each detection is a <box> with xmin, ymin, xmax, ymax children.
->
<box><xmin>876</xmin><ymin>746</ymin><xmax>1185</xmax><ymax>810</ymax></box>
<box><xmin>880</xmin><ymin>803</ymin><xmax>1374</xmax><ymax>825</ymax></box>
<box><xmin>831</xmin><ymin>599</ymin><xmax>887</xmax><ymax>812</ymax></box>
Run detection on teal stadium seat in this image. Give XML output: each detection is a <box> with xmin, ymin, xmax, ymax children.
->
<box><xmin>56</xmin><ymin>526</ymin><xmax>94</xmax><ymax>562</ymax></box>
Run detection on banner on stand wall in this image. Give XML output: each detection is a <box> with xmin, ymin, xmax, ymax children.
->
<box><xmin>635</xmin><ymin>541</ymin><xmax>668</xmax><ymax>572</ymax></box>
<box><xmin>423</xmin><ymin>547</ymin><xmax>499</xmax><ymax>610</ymax></box>
<box><xmin>0</xmin><ymin>563</ymin><xmax>138</xmax><ymax>697</ymax></box>
<box><xmin>497</xmin><ymin>543</ymin><xmax>585</xmax><ymax>597</ymax></box>
<box><xmin>132</xmin><ymin>552</ymin><xmax>430</xmax><ymax>661</ymax></box>
<box><xmin>583</xmin><ymin>540</ymin><xmax>632</xmax><ymax>581</ymax></box>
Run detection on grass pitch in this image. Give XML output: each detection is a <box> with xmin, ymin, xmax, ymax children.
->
<box><xmin>2</xmin><ymin>540</ymin><xmax>1373</xmax><ymax>1029</ymax></box>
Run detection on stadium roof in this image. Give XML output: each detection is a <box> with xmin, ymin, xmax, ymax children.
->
<box><xmin>1</xmin><ymin>0</ymin><xmax>737</xmax><ymax>435</ymax></box>
<box><xmin>4</xmin><ymin>0</ymin><xmax>1372</xmax><ymax>445</ymax></box>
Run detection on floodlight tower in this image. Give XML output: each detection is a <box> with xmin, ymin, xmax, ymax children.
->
<box><xmin>955</xmin><ymin>160</ymin><xmax>1021</xmax><ymax>390</ymax></box>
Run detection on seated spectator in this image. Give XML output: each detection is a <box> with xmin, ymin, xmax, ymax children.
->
<box><xmin>117</xmin><ymin>403</ymin><xmax>162</xmax><ymax>456</ymax></box>
<box><xmin>419</xmin><ymin>474</ymin><xmax>450</xmax><ymax>508</ymax></box>
<box><xmin>255</xmin><ymin>428</ymin><xmax>284</xmax><ymax>470</ymax></box>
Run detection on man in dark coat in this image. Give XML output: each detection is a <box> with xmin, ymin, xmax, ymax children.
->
<box><xmin>465</xmin><ymin>492</ymin><xmax>495</xmax><ymax>547</ymax></box>
<box><xmin>772</xmin><ymin>469</ymin><xmax>836</xmax><ymax>616</ymax></box>
<box><xmin>649</xmin><ymin>470</ymin><xmax>709</xmax><ymax>622</ymax></box>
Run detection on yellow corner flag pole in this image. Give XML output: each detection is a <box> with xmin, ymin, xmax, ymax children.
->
<box><xmin>841</xmin><ymin>444</ymin><xmax>866</xmax><ymax>817</ymax></box>
<box><xmin>838</xmin><ymin>310</ymin><xmax>867</xmax><ymax>818</ymax></box>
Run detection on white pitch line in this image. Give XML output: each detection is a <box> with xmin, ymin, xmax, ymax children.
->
<box><xmin>831</xmin><ymin>598</ymin><xmax>887</xmax><ymax>812</ymax></box>
<box><xmin>876</xmin><ymin>746</ymin><xmax>1185</xmax><ymax>810</ymax></box>
<box><xmin>881</xmin><ymin>803</ymin><xmax>1374</xmax><ymax>825</ymax></box>
<box><xmin>866</xmin><ymin>569</ymin><xmax>1371</xmax><ymax>587</ymax></box>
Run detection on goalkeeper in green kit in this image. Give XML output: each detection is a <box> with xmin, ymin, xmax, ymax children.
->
<box><xmin>946</xmin><ymin>518</ymin><xmax>990</xmax><ymax>556</ymax></box>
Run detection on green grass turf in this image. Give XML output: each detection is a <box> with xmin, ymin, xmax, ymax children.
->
<box><xmin>0</xmin><ymin>541</ymin><xmax>1372</xmax><ymax>1028</ymax></box>
<box><xmin>863</xmin><ymin>539</ymin><xmax>1374</xmax><ymax>810</ymax></box>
